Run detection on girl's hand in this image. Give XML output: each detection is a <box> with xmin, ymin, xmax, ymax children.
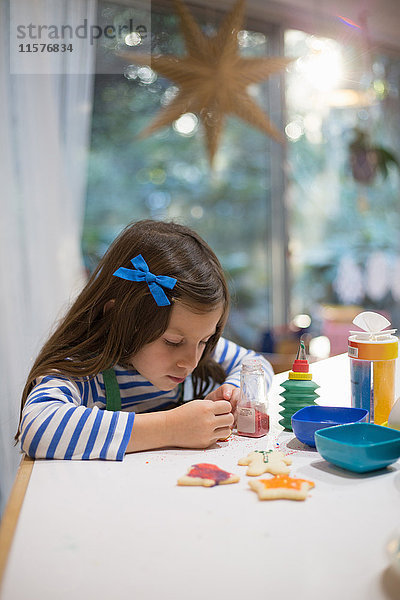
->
<box><xmin>205</xmin><ymin>384</ymin><xmax>240</xmax><ymax>414</ymax></box>
<box><xmin>166</xmin><ymin>399</ymin><xmax>234</xmax><ymax>449</ymax></box>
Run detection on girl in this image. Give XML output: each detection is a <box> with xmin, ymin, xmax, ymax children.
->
<box><xmin>17</xmin><ymin>220</ymin><xmax>273</xmax><ymax>460</ymax></box>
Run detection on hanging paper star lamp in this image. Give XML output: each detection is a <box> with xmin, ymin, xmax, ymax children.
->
<box><xmin>121</xmin><ymin>0</ymin><xmax>292</xmax><ymax>166</ymax></box>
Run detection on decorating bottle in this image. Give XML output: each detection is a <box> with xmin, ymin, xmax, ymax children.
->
<box><xmin>236</xmin><ymin>358</ymin><xmax>269</xmax><ymax>438</ymax></box>
<box><xmin>278</xmin><ymin>341</ymin><xmax>319</xmax><ymax>431</ymax></box>
<box><xmin>349</xmin><ymin>311</ymin><xmax>398</xmax><ymax>425</ymax></box>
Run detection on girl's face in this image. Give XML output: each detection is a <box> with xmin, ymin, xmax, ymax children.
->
<box><xmin>129</xmin><ymin>301</ymin><xmax>223</xmax><ymax>390</ymax></box>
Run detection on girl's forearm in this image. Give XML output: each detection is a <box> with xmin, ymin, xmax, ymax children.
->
<box><xmin>125</xmin><ymin>411</ymin><xmax>171</xmax><ymax>452</ymax></box>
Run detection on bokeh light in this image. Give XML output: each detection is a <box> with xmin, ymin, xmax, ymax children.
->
<box><xmin>125</xmin><ymin>32</ymin><xmax>142</xmax><ymax>46</ymax></box>
<box><xmin>295</xmin><ymin>38</ymin><xmax>343</xmax><ymax>92</ymax></box>
<box><xmin>137</xmin><ymin>66</ymin><xmax>157</xmax><ymax>84</ymax></box>
<box><xmin>285</xmin><ymin>120</ymin><xmax>303</xmax><ymax>141</ymax></box>
<box><xmin>173</xmin><ymin>113</ymin><xmax>199</xmax><ymax>136</ymax></box>
<box><xmin>309</xmin><ymin>335</ymin><xmax>331</xmax><ymax>359</ymax></box>
<box><xmin>292</xmin><ymin>314</ymin><xmax>312</xmax><ymax>328</ymax></box>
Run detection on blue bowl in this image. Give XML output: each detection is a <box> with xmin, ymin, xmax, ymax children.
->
<box><xmin>291</xmin><ymin>406</ymin><xmax>369</xmax><ymax>447</ymax></box>
<box><xmin>315</xmin><ymin>423</ymin><xmax>400</xmax><ymax>473</ymax></box>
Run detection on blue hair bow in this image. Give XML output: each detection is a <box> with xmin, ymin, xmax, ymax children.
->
<box><xmin>113</xmin><ymin>254</ymin><xmax>177</xmax><ymax>306</ymax></box>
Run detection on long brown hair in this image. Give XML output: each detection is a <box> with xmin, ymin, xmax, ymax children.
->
<box><xmin>17</xmin><ymin>220</ymin><xmax>229</xmax><ymax>437</ymax></box>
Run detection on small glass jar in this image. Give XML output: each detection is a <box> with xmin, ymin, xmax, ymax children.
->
<box><xmin>236</xmin><ymin>358</ymin><xmax>269</xmax><ymax>437</ymax></box>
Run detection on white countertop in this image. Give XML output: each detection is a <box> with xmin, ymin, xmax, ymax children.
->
<box><xmin>1</xmin><ymin>354</ymin><xmax>400</xmax><ymax>600</ymax></box>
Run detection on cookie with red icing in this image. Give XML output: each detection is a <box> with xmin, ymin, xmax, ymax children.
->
<box><xmin>177</xmin><ymin>463</ymin><xmax>240</xmax><ymax>487</ymax></box>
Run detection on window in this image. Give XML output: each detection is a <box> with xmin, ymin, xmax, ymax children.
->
<box><xmin>84</xmin><ymin>3</ymin><xmax>400</xmax><ymax>359</ymax></box>
<box><xmin>84</xmin><ymin>1</ymin><xmax>287</xmax><ymax>349</ymax></box>
<box><xmin>285</xmin><ymin>30</ymin><xmax>400</xmax><ymax>354</ymax></box>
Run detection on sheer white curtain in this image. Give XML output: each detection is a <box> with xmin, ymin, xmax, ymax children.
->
<box><xmin>0</xmin><ymin>0</ymin><xmax>97</xmax><ymax>517</ymax></box>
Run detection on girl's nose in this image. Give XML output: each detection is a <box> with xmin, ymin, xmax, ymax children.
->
<box><xmin>176</xmin><ymin>346</ymin><xmax>200</xmax><ymax>370</ymax></box>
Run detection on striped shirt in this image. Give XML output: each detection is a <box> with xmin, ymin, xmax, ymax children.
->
<box><xmin>20</xmin><ymin>338</ymin><xmax>274</xmax><ymax>461</ymax></box>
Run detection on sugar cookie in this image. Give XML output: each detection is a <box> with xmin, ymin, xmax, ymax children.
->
<box><xmin>249</xmin><ymin>474</ymin><xmax>315</xmax><ymax>501</ymax></box>
<box><xmin>177</xmin><ymin>463</ymin><xmax>240</xmax><ymax>487</ymax></box>
<box><xmin>238</xmin><ymin>450</ymin><xmax>292</xmax><ymax>476</ymax></box>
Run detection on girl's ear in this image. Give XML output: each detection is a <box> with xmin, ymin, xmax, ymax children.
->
<box><xmin>103</xmin><ymin>299</ymin><xmax>115</xmax><ymax>315</ymax></box>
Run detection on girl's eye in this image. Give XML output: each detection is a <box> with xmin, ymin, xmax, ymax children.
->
<box><xmin>164</xmin><ymin>339</ymin><xmax>208</xmax><ymax>347</ymax></box>
<box><xmin>164</xmin><ymin>339</ymin><xmax>182</xmax><ymax>347</ymax></box>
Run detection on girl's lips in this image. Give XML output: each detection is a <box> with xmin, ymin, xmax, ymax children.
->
<box><xmin>168</xmin><ymin>375</ymin><xmax>186</xmax><ymax>384</ymax></box>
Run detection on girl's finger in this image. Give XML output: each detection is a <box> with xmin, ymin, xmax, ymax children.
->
<box><xmin>215</xmin><ymin>412</ymin><xmax>234</xmax><ymax>428</ymax></box>
<box><xmin>216</xmin><ymin>427</ymin><xmax>232</xmax><ymax>442</ymax></box>
<box><xmin>212</xmin><ymin>400</ymin><xmax>232</xmax><ymax>415</ymax></box>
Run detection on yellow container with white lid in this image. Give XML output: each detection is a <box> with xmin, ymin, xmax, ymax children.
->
<box><xmin>348</xmin><ymin>311</ymin><xmax>398</xmax><ymax>425</ymax></box>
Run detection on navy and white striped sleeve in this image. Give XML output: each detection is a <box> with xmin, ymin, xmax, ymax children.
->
<box><xmin>20</xmin><ymin>376</ymin><xmax>135</xmax><ymax>461</ymax></box>
<box><xmin>211</xmin><ymin>338</ymin><xmax>274</xmax><ymax>390</ymax></box>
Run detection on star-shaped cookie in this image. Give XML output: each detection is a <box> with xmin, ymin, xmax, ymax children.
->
<box><xmin>249</xmin><ymin>474</ymin><xmax>315</xmax><ymax>501</ymax></box>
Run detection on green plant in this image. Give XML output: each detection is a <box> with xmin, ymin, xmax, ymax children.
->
<box><xmin>349</xmin><ymin>128</ymin><xmax>400</xmax><ymax>183</ymax></box>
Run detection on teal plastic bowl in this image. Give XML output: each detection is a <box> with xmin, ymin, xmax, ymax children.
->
<box><xmin>315</xmin><ymin>423</ymin><xmax>400</xmax><ymax>473</ymax></box>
